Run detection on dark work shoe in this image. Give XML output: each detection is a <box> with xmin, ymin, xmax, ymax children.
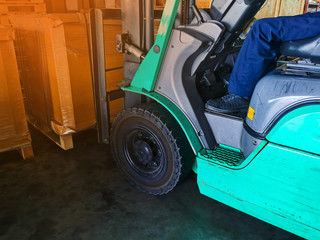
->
<box><xmin>205</xmin><ymin>93</ymin><xmax>250</xmax><ymax>117</ymax></box>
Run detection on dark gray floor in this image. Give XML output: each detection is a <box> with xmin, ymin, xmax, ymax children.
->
<box><xmin>0</xmin><ymin>128</ymin><xmax>303</xmax><ymax>240</ymax></box>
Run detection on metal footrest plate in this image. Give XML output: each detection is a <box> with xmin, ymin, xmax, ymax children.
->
<box><xmin>200</xmin><ymin>145</ymin><xmax>245</xmax><ymax>167</ymax></box>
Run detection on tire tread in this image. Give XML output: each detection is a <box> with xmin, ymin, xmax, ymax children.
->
<box><xmin>111</xmin><ymin>103</ymin><xmax>194</xmax><ymax>195</ymax></box>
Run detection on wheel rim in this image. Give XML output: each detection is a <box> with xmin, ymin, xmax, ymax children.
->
<box><xmin>124</xmin><ymin>126</ymin><xmax>167</xmax><ymax>179</ymax></box>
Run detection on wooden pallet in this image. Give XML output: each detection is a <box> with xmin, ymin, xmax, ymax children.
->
<box><xmin>19</xmin><ymin>145</ymin><xmax>34</xmax><ymax>159</ymax></box>
<box><xmin>47</xmin><ymin>131</ymin><xmax>74</xmax><ymax>150</ymax></box>
<box><xmin>0</xmin><ymin>3</ymin><xmax>46</xmax><ymax>13</ymax></box>
<box><xmin>0</xmin><ymin>136</ymin><xmax>34</xmax><ymax>160</ymax></box>
<box><xmin>28</xmin><ymin>116</ymin><xmax>74</xmax><ymax>150</ymax></box>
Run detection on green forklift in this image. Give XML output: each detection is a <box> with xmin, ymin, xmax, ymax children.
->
<box><xmin>90</xmin><ymin>0</ymin><xmax>320</xmax><ymax>239</ymax></box>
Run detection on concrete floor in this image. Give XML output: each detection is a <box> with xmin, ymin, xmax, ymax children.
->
<box><xmin>0</xmin><ymin>128</ymin><xmax>303</xmax><ymax>240</ymax></box>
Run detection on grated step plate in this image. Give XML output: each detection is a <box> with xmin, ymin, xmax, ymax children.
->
<box><xmin>201</xmin><ymin>145</ymin><xmax>245</xmax><ymax>167</ymax></box>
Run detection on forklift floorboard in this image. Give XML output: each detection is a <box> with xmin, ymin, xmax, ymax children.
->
<box><xmin>0</xmin><ymin>127</ymin><xmax>302</xmax><ymax>240</ymax></box>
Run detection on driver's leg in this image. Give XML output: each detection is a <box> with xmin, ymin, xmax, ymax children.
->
<box><xmin>206</xmin><ymin>12</ymin><xmax>320</xmax><ymax>116</ymax></box>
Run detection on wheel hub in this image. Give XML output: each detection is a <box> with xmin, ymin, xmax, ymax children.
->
<box><xmin>133</xmin><ymin>140</ymin><xmax>154</xmax><ymax>165</ymax></box>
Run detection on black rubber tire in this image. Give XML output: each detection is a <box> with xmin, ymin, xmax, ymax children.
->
<box><xmin>111</xmin><ymin>102</ymin><xmax>195</xmax><ymax>195</ymax></box>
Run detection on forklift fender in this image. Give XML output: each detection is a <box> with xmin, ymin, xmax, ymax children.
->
<box><xmin>246</xmin><ymin>70</ymin><xmax>320</xmax><ymax>135</ymax></box>
<box><xmin>122</xmin><ymin>87</ymin><xmax>203</xmax><ymax>155</ymax></box>
<box><xmin>267</xmin><ymin>104</ymin><xmax>320</xmax><ymax>155</ymax></box>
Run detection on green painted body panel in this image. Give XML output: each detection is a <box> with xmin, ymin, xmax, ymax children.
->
<box><xmin>197</xmin><ymin>142</ymin><xmax>320</xmax><ymax>240</ymax></box>
<box><xmin>130</xmin><ymin>0</ymin><xmax>180</xmax><ymax>91</ymax></box>
<box><xmin>267</xmin><ymin>105</ymin><xmax>320</xmax><ymax>155</ymax></box>
<box><xmin>122</xmin><ymin>0</ymin><xmax>202</xmax><ymax>154</ymax></box>
<box><xmin>123</xmin><ymin>86</ymin><xmax>203</xmax><ymax>154</ymax></box>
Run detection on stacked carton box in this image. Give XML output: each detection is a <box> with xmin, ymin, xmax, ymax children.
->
<box><xmin>0</xmin><ymin>0</ymin><xmax>46</xmax><ymax>14</ymax></box>
<box><xmin>154</xmin><ymin>0</ymin><xmax>165</xmax><ymax>8</ymax></box>
<box><xmin>8</xmin><ymin>13</ymin><xmax>123</xmax><ymax>149</ymax></box>
<box><xmin>196</xmin><ymin>0</ymin><xmax>211</xmax><ymax>9</ymax></box>
<box><xmin>153</xmin><ymin>0</ymin><xmax>211</xmax><ymax>9</ymax></box>
<box><xmin>0</xmin><ymin>26</ymin><xmax>33</xmax><ymax>159</ymax></box>
<box><xmin>44</xmin><ymin>0</ymin><xmax>90</xmax><ymax>13</ymax></box>
<box><xmin>0</xmin><ymin>1</ymin><xmax>124</xmax><ymax>151</ymax></box>
<box><xmin>154</xmin><ymin>0</ymin><xmax>305</xmax><ymax>17</ymax></box>
<box><xmin>91</xmin><ymin>0</ymin><xmax>121</xmax><ymax>8</ymax></box>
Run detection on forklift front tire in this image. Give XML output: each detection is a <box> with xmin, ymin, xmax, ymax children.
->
<box><xmin>111</xmin><ymin>103</ymin><xmax>194</xmax><ymax>195</ymax></box>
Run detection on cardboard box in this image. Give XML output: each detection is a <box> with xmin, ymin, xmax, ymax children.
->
<box><xmin>44</xmin><ymin>0</ymin><xmax>90</xmax><ymax>13</ymax></box>
<box><xmin>278</xmin><ymin>0</ymin><xmax>305</xmax><ymax>16</ymax></box>
<box><xmin>0</xmin><ymin>2</ymin><xmax>46</xmax><ymax>13</ymax></box>
<box><xmin>0</xmin><ymin>14</ymin><xmax>10</xmax><ymax>25</ymax></box>
<box><xmin>256</xmin><ymin>0</ymin><xmax>281</xmax><ymax>18</ymax></box>
<box><xmin>196</xmin><ymin>0</ymin><xmax>211</xmax><ymax>9</ymax></box>
<box><xmin>39</xmin><ymin>14</ymin><xmax>95</xmax><ymax>133</ymax></box>
<box><xmin>256</xmin><ymin>0</ymin><xmax>305</xmax><ymax>19</ymax></box>
<box><xmin>154</xmin><ymin>18</ymin><xmax>160</xmax><ymax>39</ymax></box>
<box><xmin>0</xmin><ymin>0</ymin><xmax>43</xmax><ymax>2</ymax></box>
<box><xmin>8</xmin><ymin>15</ymin><xmax>52</xmax><ymax>132</ymax></box>
<box><xmin>91</xmin><ymin>0</ymin><xmax>121</xmax><ymax>8</ymax></box>
<box><xmin>9</xmin><ymin>13</ymin><xmax>123</xmax><ymax>142</ymax></box>
<box><xmin>154</xmin><ymin>0</ymin><xmax>165</xmax><ymax>8</ymax></box>
<box><xmin>0</xmin><ymin>26</ymin><xmax>33</xmax><ymax>157</ymax></box>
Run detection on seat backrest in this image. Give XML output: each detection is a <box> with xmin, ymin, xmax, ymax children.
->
<box><xmin>281</xmin><ymin>35</ymin><xmax>320</xmax><ymax>62</ymax></box>
<box><xmin>209</xmin><ymin>0</ymin><xmax>235</xmax><ymax>22</ymax></box>
<box><xmin>209</xmin><ymin>0</ymin><xmax>266</xmax><ymax>53</ymax></box>
<box><xmin>210</xmin><ymin>0</ymin><xmax>266</xmax><ymax>33</ymax></box>
<box><xmin>190</xmin><ymin>9</ymin><xmax>213</xmax><ymax>24</ymax></box>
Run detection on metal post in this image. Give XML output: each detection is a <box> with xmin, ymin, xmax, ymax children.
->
<box><xmin>90</xmin><ymin>9</ymin><xmax>109</xmax><ymax>144</ymax></box>
<box><xmin>145</xmin><ymin>0</ymin><xmax>154</xmax><ymax>51</ymax></box>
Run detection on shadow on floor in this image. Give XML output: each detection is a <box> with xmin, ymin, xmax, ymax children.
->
<box><xmin>0</xmin><ymin>127</ymin><xmax>303</xmax><ymax>240</ymax></box>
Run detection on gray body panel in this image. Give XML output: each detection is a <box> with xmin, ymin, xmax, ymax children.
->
<box><xmin>241</xmin><ymin>129</ymin><xmax>263</xmax><ymax>158</ymax></box>
<box><xmin>155</xmin><ymin>22</ymin><xmax>224</xmax><ymax>149</ymax></box>
<box><xmin>205</xmin><ymin>112</ymin><xmax>243</xmax><ymax>149</ymax></box>
<box><xmin>206</xmin><ymin>65</ymin><xmax>320</xmax><ymax>158</ymax></box>
<box><xmin>246</xmin><ymin>69</ymin><xmax>320</xmax><ymax>135</ymax></box>
<box><xmin>153</xmin><ymin>0</ymin><xmax>320</xmax><ymax>156</ymax></box>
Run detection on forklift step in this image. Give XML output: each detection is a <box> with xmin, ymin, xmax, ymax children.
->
<box><xmin>200</xmin><ymin>145</ymin><xmax>245</xmax><ymax>167</ymax></box>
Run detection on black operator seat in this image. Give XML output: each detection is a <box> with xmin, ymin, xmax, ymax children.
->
<box><xmin>189</xmin><ymin>0</ymin><xmax>266</xmax><ymax>32</ymax></box>
<box><xmin>209</xmin><ymin>0</ymin><xmax>266</xmax><ymax>32</ymax></box>
<box><xmin>280</xmin><ymin>34</ymin><xmax>320</xmax><ymax>63</ymax></box>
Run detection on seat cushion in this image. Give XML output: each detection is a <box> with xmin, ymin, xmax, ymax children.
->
<box><xmin>281</xmin><ymin>34</ymin><xmax>320</xmax><ymax>62</ymax></box>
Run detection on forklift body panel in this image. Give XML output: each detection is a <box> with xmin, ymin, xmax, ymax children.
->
<box><xmin>197</xmin><ymin>142</ymin><xmax>320</xmax><ymax>240</ymax></box>
<box><xmin>107</xmin><ymin>0</ymin><xmax>320</xmax><ymax>239</ymax></box>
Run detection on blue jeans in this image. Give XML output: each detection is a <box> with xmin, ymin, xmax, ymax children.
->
<box><xmin>228</xmin><ymin>12</ymin><xmax>320</xmax><ymax>98</ymax></box>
